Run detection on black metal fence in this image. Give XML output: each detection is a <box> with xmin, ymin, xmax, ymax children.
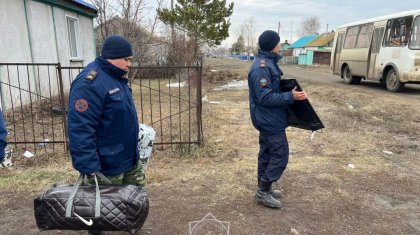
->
<box><xmin>128</xmin><ymin>64</ymin><xmax>203</xmax><ymax>149</ymax></box>
<box><xmin>0</xmin><ymin>61</ymin><xmax>203</xmax><ymax>156</ymax></box>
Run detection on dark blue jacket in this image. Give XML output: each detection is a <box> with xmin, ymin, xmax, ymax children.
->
<box><xmin>68</xmin><ymin>57</ymin><xmax>139</xmax><ymax>176</ymax></box>
<box><xmin>248</xmin><ymin>50</ymin><xmax>294</xmax><ymax>135</ymax></box>
<box><xmin>0</xmin><ymin>110</ymin><xmax>7</xmax><ymax>161</ymax></box>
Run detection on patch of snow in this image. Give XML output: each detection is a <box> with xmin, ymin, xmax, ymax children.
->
<box><xmin>23</xmin><ymin>151</ymin><xmax>35</xmax><ymax>158</ymax></box>
<box><xmin>166</xmin><ymin>81</ymin><xmax>187</xmax><ymax>88</ymax></box>
<box><xmin>213</xmin><ymin>80</ymin><xmax>248</xmax><ymax>91</ymax></box>
<box><xmin>383</xmin><ymin>150</ymin><xmax>393</xmax><ymax>155</ymax></box>
<box><xmin>202</xmin><ymin>95</ymin><xmax>209</xmax><ymax>102</ymax></box>
<box><xmin>347</xmin><ymin>163</ymin><xmax>356</xmax><ymax>169</ymax></box>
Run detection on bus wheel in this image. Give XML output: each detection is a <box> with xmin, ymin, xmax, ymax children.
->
<box><xmin>386</xmin><ymin>68</ymin><xmax>405</xmax><ymax>92</ymax></box>
<box><xmin>343</xmin><ymin>66</ymin><xmax>361</xmax><ymax>84</ymax></box>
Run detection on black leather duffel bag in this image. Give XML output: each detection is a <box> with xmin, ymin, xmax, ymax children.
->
<box><xmin>34</xmin><ymin>173</ymin><xmax>149</xmax><ymax>234</ymax></box>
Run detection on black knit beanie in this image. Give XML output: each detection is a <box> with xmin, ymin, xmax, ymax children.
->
<box><xmin>101</xmin><ymin>35</ymin><xmax>133</xmax><ymax>59</ymax></box>
<box><xmin>258</xmin><ymin>30</ymin><xmax>280</xmax><ymax>52</ymax></box>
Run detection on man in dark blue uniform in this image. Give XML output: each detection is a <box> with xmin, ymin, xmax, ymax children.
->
<box><xmin>68</xmin><ymin>35</ymin><xmax>143</xmax><ymax>234</ymax></box>
<box><xmin>248</xmin><ymin>30</ymin><xmax>307</xmax><ymax>208</ymax></box>
<box><xmin>68</xmin><ymin>35</ymin><xmax>144</xmax><ymax>183</ymax></box>
<box><xmin>0</xmin><ymin>110</ymin><xmax>8</xmax><ymax>167</ymax></box>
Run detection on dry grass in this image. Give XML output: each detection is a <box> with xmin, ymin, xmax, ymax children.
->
<box><xmin>1</xmin><ymin>57</ymin><xmax>419</xmax><ymax>234</ymax></box>
<box><xmin>0</xmin><ymin>152</ymin><xmax>76</xmax><ymax>201</ymax></box>
<box><xmin>1</xmin><ymin>59</ymin><xmax>418</xmax><ymax>199</ymax></box>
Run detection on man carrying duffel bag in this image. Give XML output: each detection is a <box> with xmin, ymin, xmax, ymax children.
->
<box><xmin>68</xmin><ymin>35</ymin><xmax>146</xmax><ymax>235</ymax></box>
<box><xmin>68</xmin><ymin>35</ymin><xmax>145</xmax><ymax>185</ymax></box>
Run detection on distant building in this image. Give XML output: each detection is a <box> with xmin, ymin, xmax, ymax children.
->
<box><xmin>304</xmin><ymin>32</ymin><xmax>335</xmax><ymax>65</ymax></box>
<box><xmin>280</xmin><ymin>40</ymin><xmax>291</xmax><ymax>52</ymax></box>
<box><xmin>305</xmin><ymin>32</ymin><xmax>335</xmax><ymax>50</ymax></box>
<box><xmin>289</xmin><ymin>35</ymin><xmax>319</xmax><ymax>57</ymax></box>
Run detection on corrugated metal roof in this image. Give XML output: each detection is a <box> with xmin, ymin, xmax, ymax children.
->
<box><xmin>305</xmin><ymin>33</ymin><xmax>335</xmax><ymax>47</ymax></box>
<box><xmin>289</xmin><ymin>35</ymin><xmax>319</xmax><ymax>48</ymax></box>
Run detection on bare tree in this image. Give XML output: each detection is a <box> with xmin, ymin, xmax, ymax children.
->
<box><xmin>89</xmin><ymin>0</ymin><xmax>164</xmax><ymax>68</ymax></box>
<box><xmin>90</xmin><ymin>0</ymin><xmax>115</xmax><ymax>39</ymax></box>
<box><xmin>240</xmin><ymin>17</ymin><xmax>257</xmax><ymax>59</ymax></box>
<box><xmin>298</xmin><ymin>16</ymin><xmax>321</xmax><ymax>36</ymax></box>
<box><xmin>117</xmin><ymin>0</ymin><xmax>146</xmax><ymax>37</ymax></box>
<box><xmin>162</xmin><ymin>26</ymin><xmax>196</xmax><ymax>66</ymax></box>
<box><xmin>210</xmin><ymin>45</ymin><xmax>228</xmax><ymax>57</ymax></box>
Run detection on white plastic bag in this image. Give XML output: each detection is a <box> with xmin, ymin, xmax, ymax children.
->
<box><xmin>137</xmin><ymin>124</ymin><xmax>156</xmax><ymax>172</ymax></box>
<box><xmin>0</xmin><ymin>149</ymin><xmax>14</xmax><ymax>168</ymax></box>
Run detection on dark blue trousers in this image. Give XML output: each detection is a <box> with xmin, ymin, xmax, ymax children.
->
<box><xmin>258</xmin><ymin>131</ymin><xmax>289</xmax><ymax>182</ymax></box>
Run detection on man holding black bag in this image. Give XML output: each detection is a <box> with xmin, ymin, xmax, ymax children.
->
<box><xmin>67</xmin><ymin>35</ymin><xmax>145</xmax><ymax>234</ymax></box>
<box><xmin>248</xmin><ymin>30</ymin><xmax>308</xmax><ymax>209</ymax></box>
<box><xmin>68</xmin><ymin>35</ymin><xmax>145</xmax><ymax>185</ymax></box>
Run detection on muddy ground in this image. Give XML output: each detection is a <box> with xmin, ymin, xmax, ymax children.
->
<box><xmin>0</xmin><ymin>58</ymin><xmax>419</xmax><ymax>235</ymax></box>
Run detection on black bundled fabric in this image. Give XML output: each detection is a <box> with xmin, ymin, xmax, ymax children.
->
<box><xmin>280</xmin><ymin>79</ymin><xmax>324</xmax><ymax>131</ymax></box>
<box><xmin>34</xmin><ymin>173</ymin><xmax>149</xmax><ymax>234</ymax></box>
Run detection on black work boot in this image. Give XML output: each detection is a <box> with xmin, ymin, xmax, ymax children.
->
<box><xmin>255</xmin><ymin>179</ymin><xmax>281</xmax><ymax>208</ymax></box>
<box><xmin>258</xmin><ymin>177</ymin><xmax>282</xmax><ymax>199</ymax></box>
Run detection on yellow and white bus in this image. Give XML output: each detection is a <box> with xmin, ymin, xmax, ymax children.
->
<box><xmin>331</xmin><ymin>10</ymin><xmax>420</xmax><ymax>92</ymax></box>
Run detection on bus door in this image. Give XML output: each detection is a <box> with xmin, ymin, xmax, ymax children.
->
<box><xmin>333</xmin><ymin>33</ymin><xmax>345</xmax><ymax>74</ymax></box>
<box><xmin>368</xmin><ymin>27</ymin><xmax>385</xmax><ymax>79</ymax></box>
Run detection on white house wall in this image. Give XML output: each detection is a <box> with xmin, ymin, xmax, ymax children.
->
<box><xmin>293</xmin><ymin>48</ymin><xmax>307</xmax><ymax>57</ymax></box>
<box><xmin>27</xmin><ymin>1</ymin><xmax>58</xmax><ymax>63</ymax></box>
<box><xmin>0</xmin><ymin>0</ymin><xmax>96</xmax><ymax>110</ymax></box>
<box><xmin>52</xmin><ymin>7</ymin><xmax>95</xmax><ymax>92</ymax></box>
<box><xmin>0</xmin><ymin>0</ymin><xmax>32</xmax><ymax>63</ymax></box>
<box><xmin>78</xmin><ymin>16</ymin><xmax>95</xmax><ymax>66</ymax></box>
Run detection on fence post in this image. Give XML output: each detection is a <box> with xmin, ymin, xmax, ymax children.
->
<box><xmin>196</xmin><ymin>56</ymin><xmax>203</xmax><ymax>145</ymax></box>
<box><xmin>56</xmin><ymin>63</ymin><xmax>69</xmax><ymax>150</ymax></box>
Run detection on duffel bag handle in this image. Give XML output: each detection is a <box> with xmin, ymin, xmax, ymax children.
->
<box><xmin>88</xmin><ymin>172</ymin><xmax>112</xmax><ymax>184</ymax></box>
<box><xmin>65</xmin><ymin>174</ymin><xmax>106</xmax><ymax>218</ymax></box>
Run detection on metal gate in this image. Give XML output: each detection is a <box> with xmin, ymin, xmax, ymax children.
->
<box><xmin>0</xmin><ymin>60</ymin><xmax>203</xmax><ymax>155</ymax></box>
<box><xmin>128</xmin><ymin>61</ymin><xmax>203</xmax><ymax>149</ymax></box>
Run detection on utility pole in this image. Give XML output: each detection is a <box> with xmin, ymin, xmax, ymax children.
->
<box><xmin>290</xmin><ymin>21</ymin><xmax>293</xmax><ymax>42</ymax></box>
<box><xmin>278</xmin><ymin>21</ymin><xmax>281</xmax><ymax>34</ymax></box>
<box><xmin>326</xmin><ymin>23</ymin><xmax>329</xmax><ymax>33</ymax></box>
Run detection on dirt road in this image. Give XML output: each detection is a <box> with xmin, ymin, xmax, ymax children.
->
<box><xmin>0</xmin><ymin>58</ymin><xmax>419</xmax><ymax>235</ymax></box>
<box><xmin>282</xmin><ymin>65</ymin><xmax>420</xmax><ymax>100</ymax></box>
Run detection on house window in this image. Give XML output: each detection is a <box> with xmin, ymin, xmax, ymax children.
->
<box><xmin>66</xmin><ymin>16</ymin><xmax>81</xmax><ymax>59</ymax></box>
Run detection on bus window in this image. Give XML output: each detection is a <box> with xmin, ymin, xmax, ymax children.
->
<box><xmin>372</xmin><ymin>28</ymin><xmax>385</xmax><ymax>54</ymax></box>
<box><xmin>383</xmin><ymin>16</ymin><xmax>413</xmax><ymax>47</ymax></box>
<box><xmin>409</xmin><ymin>16</ymin><xmax>420</xmax><ymax>49</ymax></box>
<box><xmin>344</xmin><ymin>25</ymin><xmax>359</xmax><ymax>48</ymax></box>
<box><xmin>336</xmin><ymin>34</ymin><xmax>345</xmax><ymax>53</ymax></box>
<box><xmin>356</xmin><ymin>24</ymin><xmax>373</xmax><ymax>48</ymax></box>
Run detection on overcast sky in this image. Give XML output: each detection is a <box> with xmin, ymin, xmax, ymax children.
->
<box><xmin>223</xmin><ymin>0</ymin><xmax>420</xmax><ymax>47</ymax></box>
